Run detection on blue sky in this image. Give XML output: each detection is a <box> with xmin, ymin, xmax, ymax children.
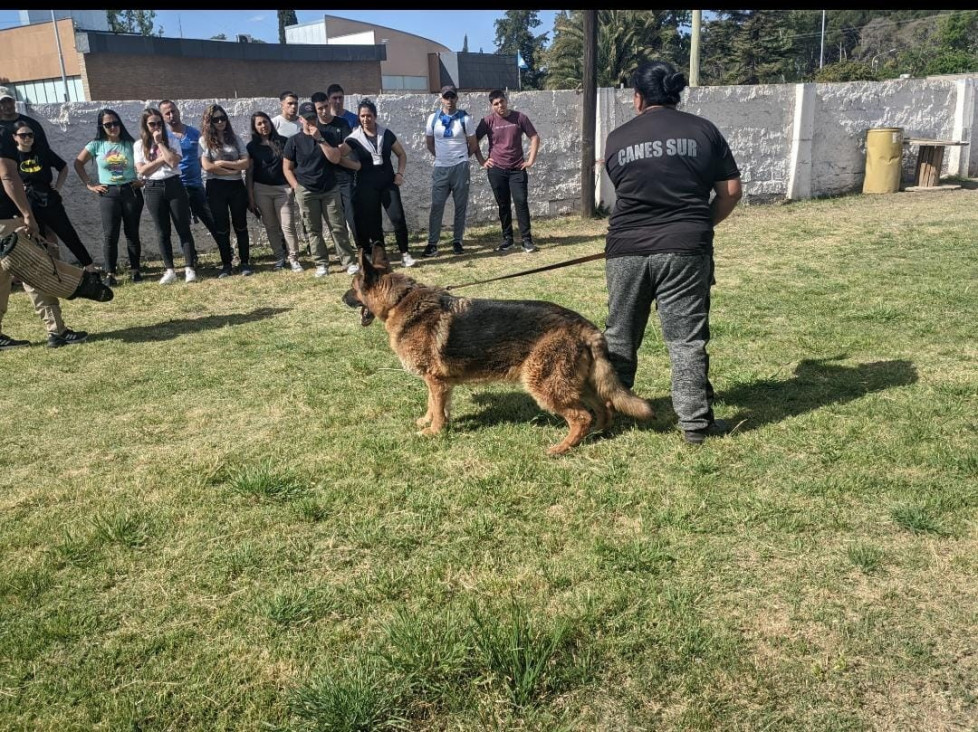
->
<box><xmin>0</xmin><ymin>10</ymin><xmax>560</xmax><ymax>55</ymax></box>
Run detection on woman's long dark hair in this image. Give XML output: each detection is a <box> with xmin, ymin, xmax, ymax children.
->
<box><xmin>139</xmin><ymin>107</ymin><xmax>170</xmax><ymax>159</ymax></box>
<box><xmin>250</xmin><ymin>111</ymin><xmax>286</xmax><ymax>156</ymax></box>
<box><xmin>201</xmin><ymin>103</ymin><xmax>240</xmax><ymax>153</ymax></box>
<box><xmin>94</xmin><ymin>108</ymin><xmax>135</xmax><ymax>143</ymax></box>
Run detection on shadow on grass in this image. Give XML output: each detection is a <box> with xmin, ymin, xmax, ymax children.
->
<box><xmin>721</xmin><ymin>356</ymin><xmax>918</xmax><ymax>432</ymax></box>
<box><xmin>453</xmin><ymin>357</ymin><xmax>917</xmax><ymax>439</ymax></box>
<box><xmin>89</xmin><ymin>307</ymin><xmax>291</xmax><ymax>344</ymax></box>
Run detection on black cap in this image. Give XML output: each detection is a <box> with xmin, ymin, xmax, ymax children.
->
<box><xmin>440</xmin><ymin>85</ymin><xmax>458</xmax><ymax>97</ymax></box>
<box><xmin>298</xmin><ymin>101</ymin><xmax>317</xmax><ymax>120</ymax></box>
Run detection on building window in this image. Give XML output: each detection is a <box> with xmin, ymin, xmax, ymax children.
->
<box><xmin>9</xmin><ymin>76</ymin><xmax>85</xmax><ymax>104</ymax></box>
<box><xmin>382</xmin><ymin>75</ymin><xmax>428</xmax><ymax>92</ymax></box>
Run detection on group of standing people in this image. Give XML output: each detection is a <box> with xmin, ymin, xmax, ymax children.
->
<box><xmin>2</xmin><ymin>60</ymin><xmax>739</xmax><ymax>448</ymax></box>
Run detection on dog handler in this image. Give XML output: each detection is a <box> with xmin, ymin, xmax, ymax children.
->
<box><xmin>602</xmin><ymin>60</ymin><xmax>742</xmax><ymax>444</ymax></box>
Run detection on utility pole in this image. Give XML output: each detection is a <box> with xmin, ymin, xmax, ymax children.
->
<box><xmin>581</xmin><ymin>9</ymin><xmax>597</xmax><ymax>219</ymax></box>
<box><xmin>50</xmin><ymin>10</ymin><xmax>70</xmax><ymax>102</ymax></box>
<box><xmin>690</xmin><ymin>10</ymin><xmax>701</xmax><ymax>87</ymax></box>
<box><xmin>819</xmin><ymin>10</ymin><xmax>826</xmax><ymax>69</ymax></box>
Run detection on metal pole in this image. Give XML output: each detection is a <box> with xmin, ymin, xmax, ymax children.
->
<box><xmin>581</xmin><ymin>9</ymin><xmax>597</xmax><ymax>219</ymax></box>
<box><xmin>51</xmin><ymin>10</ymin><xmax>70</xmax><ymax>102</ymax></box>
<box><xmin>690</xmin><ymin>10</ymin><xmax>701</xmax><ymax>87</ymax></box>
<box><xmin>819</xmin><ymin>10</ymin><xmax>826</xmax><ymax>69</ymax></box>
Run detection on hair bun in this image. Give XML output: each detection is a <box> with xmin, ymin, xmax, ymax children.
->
<box><xmin>665</xmin><ymin>71</ymin><xmax>687</xmax><ymax>93</ymax></box>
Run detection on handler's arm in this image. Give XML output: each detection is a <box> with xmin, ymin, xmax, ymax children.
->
<box><xmin>711</xmin><ymin>177</ymin><xmax>742</xmax><ymax>226</ymax></box>
<box><xmin>282</xmin><ymin>158</ymin><xmax>298</xmax><ymax>190</ymax></box>
<box><xmin>0</xmin><ymin>158</ymin><xmax>38</xmax><ymax>235</ymax></box>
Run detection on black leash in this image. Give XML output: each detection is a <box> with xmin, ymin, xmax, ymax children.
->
<box><xmin>445</xmin><ymin>252</ymin><xmax>606</xmax><ymax>291</ymax></box>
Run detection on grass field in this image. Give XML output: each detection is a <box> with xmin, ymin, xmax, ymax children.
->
<box><xmin>1</xmin><ymin>189</ymin><xmax>976</xmax><ymax>730</ymax></box>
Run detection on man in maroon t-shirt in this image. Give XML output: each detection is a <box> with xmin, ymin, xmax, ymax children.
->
<box><xmin>474</xmin><ymin>90</ymin><xmax>541</xmax><ymax>253</ymax></box>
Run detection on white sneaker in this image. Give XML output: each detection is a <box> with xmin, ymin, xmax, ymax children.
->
<box><xmin>346</xmin><ymin>264</ymin><xmax>360</xmax><ymax>276</ymax></box>
<box><xmin>185</xmin><ymin>267</ymin><xmax>197</xmax><ymax>283</ymax></box>
<box><xmin>315</xmin><ymin>265</ymin><xmax>329</xmax><ymax>278</ymax></box>
<box><xmin>289</xmin><ymin>258</ymin><xmax>304</xmax><ymax>272</ymax></box>
<box><xmin>401</xmin><ymin>253</ymin><xmax>416</xmax><ymax>268</ymax></box>
<box><xmin>159</xmin><ymin>269</ymin><xmax>177</xmax><ymax>284</ymax></box>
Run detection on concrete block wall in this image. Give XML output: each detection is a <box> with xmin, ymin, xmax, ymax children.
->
<box><xmin>17</xmin><ymin>74</ymin><xmax>978</xmax><ymax>267</ymax></box>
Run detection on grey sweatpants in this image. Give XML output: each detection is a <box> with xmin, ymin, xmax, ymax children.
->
<box><xmin>428</xmin><ymin>161</ymin><xmax>470</xmax><ymax>246</ymax></box>
<box><xmin>604</xmin><ymin>252</ymin><xmax>715</xmax><ymax>432</ymax></box>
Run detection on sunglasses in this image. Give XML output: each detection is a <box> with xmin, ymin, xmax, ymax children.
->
<box><xmin>442</xmin><ymin>93</ymin><xmax>457</xmax><ymax>100</ymax></box>
<box><xmin>211</xmin><ymin>116</ymin><xmax>228</xmax><ymax>123</ymax></box>
<box><xmin>103</xmin><ymin>121</ymin><xmax>121</xmax><ymax>129</ymax></box>
<box><xmin>14</xmin><ymin>132</ymin><xmax>34</xmax><ymax>138</ymax></box>
<box><xmin>147</xmin><ymin>121</ymin><xmax>162</xmax><ymax>128</ymax></box>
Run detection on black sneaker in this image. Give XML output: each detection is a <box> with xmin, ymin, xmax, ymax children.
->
<box><xmin>131</xmin><ymin>269</ymin><xmax>143</xmax><ymax>283</ymax></box>
<box><xmin>422</xmin><ymin>243</ymin><xmax>439</xmax><ymax>258</ymax></box>
<box><xmin>452</xmin><ymin>241</ymin><xmax>464</xmax><ymax>255</ymax></box>
<box><xmin>497</xmin><ymin>239</ymin><xmax>515</xmax><ymax>253</ymax></box>
<box><xmin>48</xmin><ymin>328</ymin><xmax>89</xmax><ymax>349</ymax></box>
<box><xmin>0</xmin><ymin>332</ymin><xmax>30</xmax><ymax>351</ymax></box>
<box><xmin>102</xmin><ymin>273</ymin><xmax>118</xmax><ymax>287</ymax></box>
<box><xmin>217</xmin><ymin>267</ymin><xmax>233</xmax><ymax>279</ymax></box>
<box><xmin>522</xmin><ymin>240</ymin><xmax>537</xmax><ymax>253</ymax></box>
<box><xmin>241</xmin><ymin>265</ymin><xmax>254</xmax><ymax>277</ymax></box>
<box><xmin>683</xmin><ymin>418</ymin><xmax>730</xmax><ymax>445</ymax></box>
<box><xmin>273</xmin><ymin>259</ymin><xmax>286</xmax><ymax>271</ymax></box>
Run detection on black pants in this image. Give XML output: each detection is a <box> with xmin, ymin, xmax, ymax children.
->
<box><xmin>353</xmin><ymin>181</ymin><xmax>410</xmax><ymax>254</ymax></box>
<box><xmin>185</xmin><ymin>183</ymin><xmax>219</xmax><ymax>242</ymax></box>
<box><xmin>487</xmin><ymin>167</ymin><xmax>532</xmax><ymax>244</ymax></box>
<box><xmin>98</xmin><ymin>183</ymin><xmax>143</xmax><ymax>272</ymax></box>
<box><xmin>31</xmin><ymin>190</ymin><xmax>94</xmax><ymax>267</ymax></box>
<box><xmin>205</xmin><ymin>178</ymin><xmax>250</xmax><ymax>268</ymax></box>
<box><xmin>143</xmin><ymin>176</ymin><xmax>198</xmax><ymax>269</ymax></box>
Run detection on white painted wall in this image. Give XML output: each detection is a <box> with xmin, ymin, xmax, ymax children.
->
<box><xmin>18</xmin><ymin>75</ymin><xmax>978</xmax><ymax>266</ymax></box>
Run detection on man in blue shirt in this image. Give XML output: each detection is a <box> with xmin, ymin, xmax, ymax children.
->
<box><xmin>327</xmin><ymin>84</ymin><xmax>359</xmax><ymax>129</ymax></box>
<box><xmin>159</xmin><ymin>100</ymin><xmax>219</xmax><ymax>244</ymax></box>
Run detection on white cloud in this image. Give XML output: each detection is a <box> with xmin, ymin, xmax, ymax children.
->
<box><xmin>249</xmin><ymin>15</ymin><xmax>265</xmax><ymax>22</ymax></box>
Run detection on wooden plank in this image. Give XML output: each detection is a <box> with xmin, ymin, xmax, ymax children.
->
<box><xmin>916</xmin><ymin>145</ymin><xmax>945</xmax><ymax>187</ymax></box>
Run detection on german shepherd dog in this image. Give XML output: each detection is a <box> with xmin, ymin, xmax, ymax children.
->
<box><xmin>342</xmin><ymin>246</ymin><xmax>654</xmax><ymax>454</ymax></box>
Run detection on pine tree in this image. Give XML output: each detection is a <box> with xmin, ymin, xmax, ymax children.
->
<box><xmin>278</xmin><ymin>10</ymin><xmax>298</xmax><ymax>45</ymax></box>
<box><xmin>463</xmin><ymin>34</ymin><xmax>469</xmax><ymax>53</ymax></box>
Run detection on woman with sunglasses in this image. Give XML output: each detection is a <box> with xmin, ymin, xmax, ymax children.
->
<box><xmin>199</xmin><ymin>104</ymin><xmax>252</xmax><ymax>277</ymax></box>
<box><xmin>134</xmin><ymin>107</ymin><xmax>199</xmax><ymax>284</ymax></box>
<box><xmin>344</xmin><ymin>100</ymin><xmax>414</xmax><ymax>267</ymax></box>
<box><xmin>74</xmin><ymin>109</ymin><xmax>144</xmax><ymax>286</ymax></box>
<box><xmin>246</xmin><ymin>111</ymin><xmax>302</xmax><ymax>272</ymax></box>
<box><xmin>12</xmin><ymin>122</ymin><xmax>95</xmax><ymax>271</ymax></box>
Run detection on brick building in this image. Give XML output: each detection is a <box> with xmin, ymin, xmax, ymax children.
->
<box><xmin>0</xmin><ymin>21</ymin><xmax>386</xmax><ymax>103</ymax></box>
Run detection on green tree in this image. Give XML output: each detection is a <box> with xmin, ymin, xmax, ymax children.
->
<box><xmin>462</xmin><ymin>34</ymin><xmax>469</xmax><ymax>53</ymax></box>
<box><xmin>545</xmin><ymin>10</ymin><xmax>688</xmax><ymax>90</ymax></box>
<box><xmin>278</xmin><ymin>10</ymin><xmax>298</xmax><ymax>45</ymax></box>
<box><xmin>814</xmin><ymin>60</ymin><xmax>880</xmax><ymax>82</ymax></box>
<box><xmin>107</xmin><ymin>10</ymin><xmax>158</xmax><ymax>36</ymax></box>
<box><xmin>494</xmin><ymin>10</ymin><xmax>549</xmax><ymax>89</ymax></box>
<box><xmin>728</xmin><ymin>10</ymin><xmax>795</xmax><ymax>84</ymax></box>
<box><xmin>210</xmin><ymin>33</ymin><xmax>227</xmax><ymax>41</ymax></box>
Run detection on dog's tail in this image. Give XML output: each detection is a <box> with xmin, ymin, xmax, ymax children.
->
<box><xmin>587</xmin><ymin>332</ymin><xmax>655</xmax><ymax>420</ymax></box>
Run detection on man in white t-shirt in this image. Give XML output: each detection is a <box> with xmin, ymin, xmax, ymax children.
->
<box><xmin>423</xmin><ymin>85</ymin><xmax>477</xmax><ymax>257</ymax></box>
<box><xmin>271</xmin><ymin>91</ymin><xmax>301</xmax><ymax>138</ymax></box>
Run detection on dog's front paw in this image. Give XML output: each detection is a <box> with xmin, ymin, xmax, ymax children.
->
<box><xmin>416</xmin><ymin>414</ymin><xmax>432</xmax><ymax>428</ymax></box>
<box><xmin>418</xmin><ymin>426</ymin><xmax>442</xmax><ymax>437</ymax></box>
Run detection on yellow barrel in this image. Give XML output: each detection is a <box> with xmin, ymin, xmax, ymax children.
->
<box><xmin>863</xmin><ymin>127</ymin><xmax>903</xmax><ymax>194</ymax></box>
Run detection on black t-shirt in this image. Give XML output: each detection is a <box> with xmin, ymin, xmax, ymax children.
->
<box><xmin>283</xmin><ymin>131</ymin><xmax>336</xmax><ymax>193</ymax></box>
<box><xmin>317</xmin><ymin>116</ymin><xmax>354</xmax><ymax>180</ymax></box>
<box><xmin>16</xmin><ymin>147</ymin><xmax>66</xmax><ymax>192</ymax></box>
<box><xmin>246</xmin><ymin>138</ymin><xmax>287</xmax><ymax>187</ymax></box>
<box><xmin>345</xmin><ymin>128</ymin><xmax>397</xmax><ymax>188</ymax></box>
<box><xmin>604</xmin><ymin>107</ymin><xmax>740</xmax><ymax>257</ymax></box>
